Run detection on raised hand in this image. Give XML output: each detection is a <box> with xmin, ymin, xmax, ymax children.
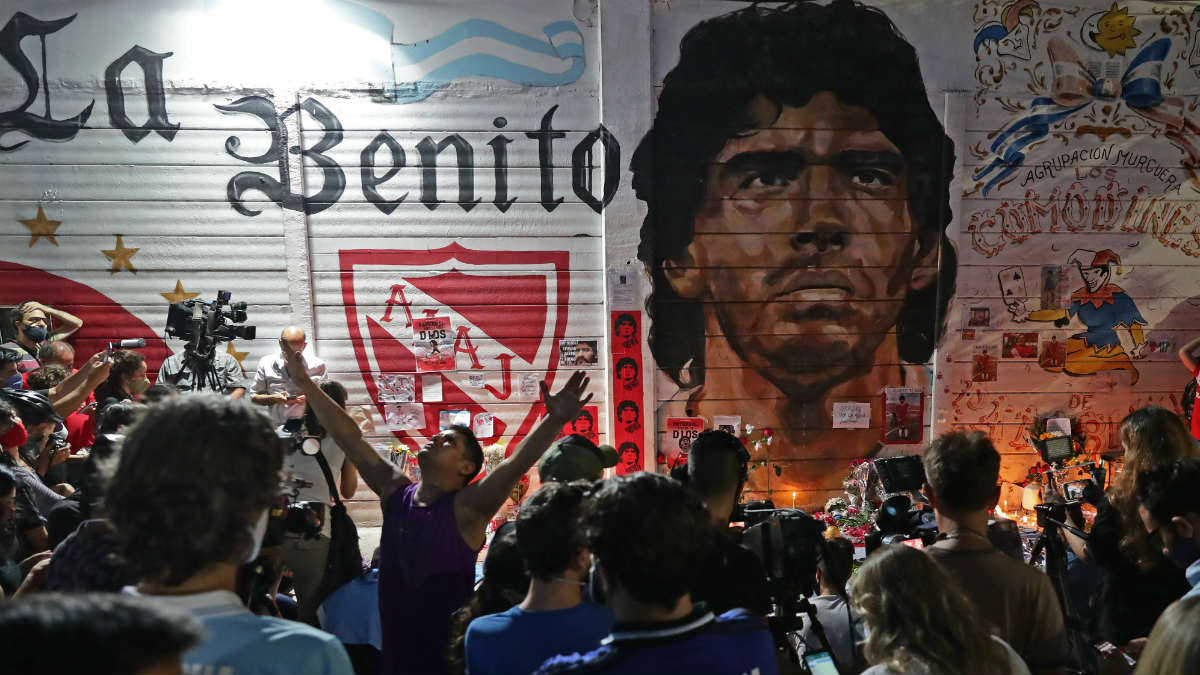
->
<box><xmin>279</xmin><ymin>338</ymin><xmax>312</xmax><ymax>386</ymax></box>
<box><xmin>539</xmin><ymin>371</ymin><xmax>593</xmax><ymax>422</ymax></box>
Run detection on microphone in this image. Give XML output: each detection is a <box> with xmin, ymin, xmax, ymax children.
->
<box><xmin>110</xmin><ymin>339</ymin><xmax>147</xmax><ymax>349</ymax></box>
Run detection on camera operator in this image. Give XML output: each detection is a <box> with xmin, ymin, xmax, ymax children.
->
<box><xmin>465</xmin><ymin>481</ymin><xmax>613</xmax><ymax>675</ymax></box>
<box><xmin>1058</xmin><ymin>406</ymin><xmax>1195</xmax><ymax>648</ymax></box>
<box><xmin>1135</xmin><ymin>457</ymin><xmax>1200</xmax><ymax>599</ymax></box>
<box><xmin>158</xmin><ymin>348</ymin><xmax>246</xmax><ymax>398</ymax></box>
<box><xmin>922</xmin><ymin>431</ymin><xmax>1067</xmax><ymax>674</ymax></box>
<box><xmin>685</xmin><ymin>429</ymin><xmax>772</xmax><ymax>617</ymax></box>
<box><xmin>796</xmin><ymin>537</ymin><xmax>861</xmax><ymax>671</ymax></box>
<box><xmin>535</xmin><ymin>473</ymin><xmax>777</xmax><ymax>674</ymax></box>
<box><xmin>252</xmin><ymin>327</ymin><xmax>326</xmax><ymax>427</ymax></box>
<box><xmin>1</xmin><ymin>301</ymin><xmax>82</xmax><ymax>385</ymax></box>
<box><xmin>280</xmin><ymin>378</ymin><xmax>358</xmax><ymax>626</ymax></box>
<box><xmin>281</xmin><ymin>340</ymin><xmax>594</xmax><ymax>674</ymax></box>
<box><xmin>105</xmin><ymin>394</ymin><xmax>352</xmax><ymax>674</ymax></box>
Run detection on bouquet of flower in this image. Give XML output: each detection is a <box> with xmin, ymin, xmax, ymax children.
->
<box><xmin>1025</xmin><ymin>413</ymin><xmax>1085</xmax><ymax>460</ymax></box>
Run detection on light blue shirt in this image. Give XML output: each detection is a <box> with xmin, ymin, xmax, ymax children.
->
<box><xmin>1185</xmin><ymin>557</ymin><xmax>1200</xmax><ymax>600</ymax></box>
<box><xmin>125</xmin><ymin>588</ymin><xmax>353</xmax><ymax>675</ymax></box>
<box><xmin>318</xmin><ymin>569</ymin><xmax>382</xmax><ymax>650</ymax></box>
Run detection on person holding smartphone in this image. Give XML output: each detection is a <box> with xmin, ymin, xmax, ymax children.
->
<box><xmin>251</xmin><ymin>327</ymin><xmax>325</xmax><ymax>428</ymax></box>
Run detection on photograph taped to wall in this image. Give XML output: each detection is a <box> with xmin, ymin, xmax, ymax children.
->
<box><xmin>972</xmin><ymin>345</ymin><xmax>998</xmax><ymax>382</ymax></box>
<box><xmin>385</xmin><ymin>403</ymin><xmax>424</xmax><ymax>431</ymax></box>
<box><xmin>713</xmin><ymin>415</ymin><xmax>741</xmax><ymax>436</ymax></box>
<box><xmin>1041</xmin><ymin>266</ymin><xmax>1069</xmax><ymax>310</ymax></box>
<box><xmin>966</xmin><ymin>306</ymin><xmax>991</xmax><ymax>328</ymax></box>
<box><xmin>1039</xmin><ymin>334</ymin><xmax>1067</xmax><ymax>370</ymax></box>
<box><xmin>438</xmin><ymin>409</ymin><xmax>471</xmax><ymax>430</ymax></box>
<box><xmin>882</xmin><ymin>388</ymin><xmax>922</xmax><ymax>444</ymax></box>
<box><xmin>377</xmin><ymin>373</ymin><xmax>416</xmax><ymax>403</ymax></box>
<box><xmin>1001</xmin><ymin>332</ymin><xmax>1039</xmax><ymax>359</ymax></box>
<box><xmin>473</xmin><ymin>412</ymin><xmax>495</xmax><ymax>439</ymax></box>
<box><xmin>559</xmin><ymin>339</ymin><xmax>599</xmax><ymax>366</ymax></box>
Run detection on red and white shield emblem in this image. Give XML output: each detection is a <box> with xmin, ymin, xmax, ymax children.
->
<box><xmin>340</xmin><ymin>244</ymin><xmax>570</xmax><ymax>451</ymax></box>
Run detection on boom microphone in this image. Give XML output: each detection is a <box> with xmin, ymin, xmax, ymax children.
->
<box><xmin>112</xmin><ymin>339</ymin><xmax>146</xmax><ymax>349</ymax></box>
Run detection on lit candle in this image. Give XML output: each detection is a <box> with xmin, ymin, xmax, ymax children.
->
<box><xmin>792</xmin><ymin>492</ymin><xmax>797</xmax><ymax>509</ymax></box>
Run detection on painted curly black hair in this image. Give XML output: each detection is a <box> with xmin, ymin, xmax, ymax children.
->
<box><xmin>106</xmin><ymin>393</ymin><xmax>283</xmax><ymax>586</ymax></box>
<box><xmin>632</xmin><ymin>0</ymin><xmax>956</xmax><ymax>387</ymax></box>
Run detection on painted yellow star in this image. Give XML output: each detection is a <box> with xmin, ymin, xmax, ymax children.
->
<box><xmin>226</xmin><ymin>342</ymin><xmax>250</xmax><ymax>373</ymax></box>
<box><xmin>161</xmin><ymin>280</ymin><xmax>201</xmax><ymax>304</ymax></box>
<box><xmin>19</xmin><ymin>206</ymin><xmax>61</xmax><ymax>247</ymax></box>
<box><xmin>101</xmin><ymin>235</ymin><xmax>139</xmax><ymax>274</ymax></box>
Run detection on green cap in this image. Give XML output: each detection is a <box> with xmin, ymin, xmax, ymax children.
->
<box><xmin>538</xmin><ymin>434</ymin><xmax>619</xmax><ymax>482</ymax></box>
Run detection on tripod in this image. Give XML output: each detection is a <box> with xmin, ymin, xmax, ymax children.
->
<box><xmin>1030</xmin><ymin>516</ymin><xmax>1094</xmax><ymax>674</ymax></box>
<box><xmin>181</xmin><ymin>344</ymin><xmax>226</xmax><ymax>392</ymax></box>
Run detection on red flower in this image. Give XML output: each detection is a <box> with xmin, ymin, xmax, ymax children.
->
<box><xmin>824</xmin><ymin>516</ymin><xmax>836</xmax><ymax>526</ymax></box>
<box><xmin>762</xmin><ymin>428</ymin><xmax>773</xmax><ymax>437</ymax></box>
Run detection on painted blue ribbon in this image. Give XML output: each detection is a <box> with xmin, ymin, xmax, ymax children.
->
<box><xmin>975</xmin><ymin>37</ymin><xmax>1171</xmax><ymax>195</ymax></box>
<box><xmin>387</xmin><ymin>19</ymin><xmax>584</xmax><ymax>104</ymax></box>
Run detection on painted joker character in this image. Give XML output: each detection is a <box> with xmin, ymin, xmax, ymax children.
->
<box><xmin>1010</xmin><ymin>248</ymin><xmax>1147</xmax><ymax>383</ymax></box>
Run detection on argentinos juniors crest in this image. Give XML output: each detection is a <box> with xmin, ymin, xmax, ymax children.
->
<box><xmin>340</xmin><ymin>244</ymin><xmax>569</xmax><ymax>451</ymax></box>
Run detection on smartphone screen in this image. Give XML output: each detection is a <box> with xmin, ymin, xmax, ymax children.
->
<box><xmin>803</xmin><ymin>650</ymin><xmax>840</xmax><ymax>675</ymax></box>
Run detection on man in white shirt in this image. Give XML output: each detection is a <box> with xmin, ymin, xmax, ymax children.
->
<box><xmin>251</xmin><ymin>326</ymin><xmax>326</xmax><ymax>427</ymax></box>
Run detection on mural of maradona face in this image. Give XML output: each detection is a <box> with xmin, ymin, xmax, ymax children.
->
<box><xmin>633</xmin><ymin>0</ymin><xmax>957</xmax><ymax>497</ymax></box>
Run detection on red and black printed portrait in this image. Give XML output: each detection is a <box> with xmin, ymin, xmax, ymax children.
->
<box><xmin>616</xmin><ymin>399</ymin><xmax>641</xmax><ymax>433</ymax></box>
<box><xmin>614</xmin><ymin>357</ymin><xmax>640</xmax><ymax>393</ymax></box>
<box><xmin>633</xmin><ymin>0</ymin><xmax>956</xmax><ymax>496</ymax></box>
<box><xmin>612</xmin><ymin>313</ymin><xmax>639</xmax><ymax>351</ymax></box>
<box><xmin>616</xmin><ymin>441</ymin><xmax>642</xmax><ymax>476</ymax></box>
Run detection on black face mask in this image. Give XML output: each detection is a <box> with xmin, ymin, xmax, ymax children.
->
<box><xmin>21</xmin><ymin>325</ymin><xmax>47</xmax><ymax>344</ymax></box>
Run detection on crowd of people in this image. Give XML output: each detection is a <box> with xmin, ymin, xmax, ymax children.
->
<box><xmin>0</xmin><ymin>295</ymin><xmax>1198</xmax><ymax>675</ymax></box>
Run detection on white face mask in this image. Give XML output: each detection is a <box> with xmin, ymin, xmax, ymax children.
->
<box><xmin>243</xmin><ymin>509</ymin><xmax>269</xmax><ymax>563</ymax></box>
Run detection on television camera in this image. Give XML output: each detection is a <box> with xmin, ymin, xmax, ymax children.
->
<box><xmin>164</xmin><ymin>290</ymin><xmax>256</xmax><ymax>391</ymax></box>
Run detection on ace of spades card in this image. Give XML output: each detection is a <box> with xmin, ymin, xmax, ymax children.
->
<box><xmin>997</xmin><ymin>267</ymin><xmax>1028</xmax><ymax>315</ymax></box>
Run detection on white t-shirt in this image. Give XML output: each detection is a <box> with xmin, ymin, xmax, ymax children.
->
<box><xmin>281</xmin><ymin>436</ymin><xmax>346</xmax><ymax>537</ymax></box>
<box><xmin>861</xmin><ymin>635</ymin><xmax>1031</xmax><ymax>675</ymax></box>
<box><xmin>251</xmin><ymin>351</ymin><xmax>326</xmax><ymax>425</ymax></box>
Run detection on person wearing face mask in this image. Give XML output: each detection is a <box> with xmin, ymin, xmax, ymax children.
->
<box><xmin>1135</xmin><ymin>458</ymin><xmax>1200</xmax><ymax>599</ymax></box>
<box><xmin>105</xmin><ymin>393</ymin><xmax>353</xmax><ymax>675</ymax></box>
<box><xmin>91</xmin><ymin>350</ymin><xmax>149</xmax><ymax>411</ymax></box>
<box><xmin>0</xmin><ymin>389</ymin><xmax>71</xmax><ymax>515</ymax></box>
<box><xmin>1</xmin><ymin>302</ymin><xmax>82</xmax><ymax>386</ymax></box>
<box><xmin>465</xmin><ymin>481</ymin><xmax>613</xmax><ymax>675</ymax></box>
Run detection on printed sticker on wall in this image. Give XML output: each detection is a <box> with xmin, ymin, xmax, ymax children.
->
<box><xmin>1001</xmin><ymin>332</ymin><xmax>1039</xmax><ymax>359</ymax></box>
<box><xmin>473</xmin><ymin>412</ymin><xmax>495</xmax><ymax>439</ymax></box>
<box><xmin>615</xmin><ymin>399</ymin><xmax>642</xmax><ymax>433</ymax></box>
<box><xmin>559</xmin><ymin>339</ymin><xmax>599</xmax><ymax>366</ymax></box>
<box><xmin>606</xmin><ymin>268</ymin><xmax>641</xmax><ymax>311</ymax></box>
<box><xmin>385</xmin><ymin>402</ymin><xmax>424</xmax><ymax>431</ymax></box>
<box><xmin>832</xmin><ymin>402</ymin><xmax>871</xmax><ymax>429</ymax></box>
<box><xmin>665</xmin><ymin>417</ymin><xmax>704</xmax><ymax>468</ymax></box>
<box><xmin>377</xmin><ymin>373</ymin><xmax>416</xmax><ymax>402</ymax></box>
<box><xmin>561</xmin><ymin>405</ymin><xmax>600</xmax><ymax>445</ymax></box>
<box><xmin>519</xmin><ymin>373</ymin><xmax>540</xmax><ymax>400</ymax></box>
<box><xmin>882</xmin><ymin>388</ymin><xmax>922</xmax><ymax>444</ymax></box>
<box><xmin>611</xmin><ymin>312</ymin><xmax>640</xmax><ymax>354</ymax></box>
<box><xmin>972</xmin><ymin>345</ymin><xmax>999</xmax><ymax>382</ymax></box>
<box><xmin>412</xmin><ymin>315</ymin><xmax>455</xmax><ymax>371</ymax></box>
<box><xmin>615</xmin><ymin>440</ymin><xmax>642</xmax><ymax>476</ymax></box>
<box><xmin>466</xmin><ymin>373</ymin><xmax>486</xmax><ymax>389</ymax></box>
<box><xmin>713</xmin><ymin>415</ymin><xmax>742</xmax><ymax>435</ymax></box>
<box><xmin>420</xmin><ymin>373</ymin><xmax>443</xmax><ymax>402</ymax></box>
<box><xmin>439</xmin><ymin>409</ymin><xmax>471</xmax><ymax>430</ymax></box>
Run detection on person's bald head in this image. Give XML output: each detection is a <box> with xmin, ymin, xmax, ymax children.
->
<box><xmin>280</xmin><ymin>326</ymin><xmax>307</xmax><ymax>352</ymax></box>
<box><xmin>37</xmin><ymin>341</ymin><xmax>75</xmax><ymax>369</ymax></box>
